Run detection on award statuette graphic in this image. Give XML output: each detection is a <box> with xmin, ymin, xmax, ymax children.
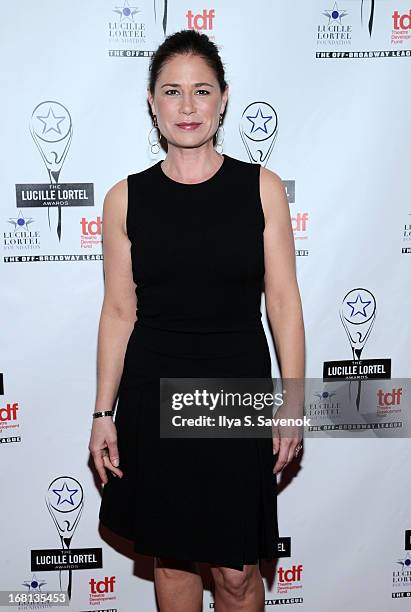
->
<box><xmin>16</xmin><ymin>101</ymin><xmax>94</xmax><ymax>245</ymax></box>
<box><xmin>323</xmin><ymin>288</ymin><xmax>391</xmax><ymax>411</ymax></box>
<box><xmin>45</xmin><ymin>477</ymin><xmax>84</xmax><ymax>601</ymax></box>
<box><xmin>30</xmin><ymin>102</ymin><xmax>72</xmax><ymax>242</ymax></box>
<box><xmin>361</xmin><ymin>0</ymin><xmax>375</xmax><ymax>37</ymax></box>
<box><xmin>239</xmin><ymin>102</ymin><xmax>278</xmax><ymax>166</ymax></box>
<box><xmin>340</xmin><ymin>288</ymin><xmax>376</xmax><ymax>362</ymax></box>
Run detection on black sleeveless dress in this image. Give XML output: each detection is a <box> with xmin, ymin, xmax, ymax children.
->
<box><xmin>98</xmin><ymin>153</ymin><xmax>279</xmax><ymax>571</ymax></box>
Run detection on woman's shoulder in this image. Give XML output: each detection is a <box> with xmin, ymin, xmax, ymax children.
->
<box><xmin>105</xmin><ymin>177</ymin><xmax>128</xmax><ymax>198</ymax></box>
<box><xmin>259</xmin><ymin>164</ymin><xmax>284</xmax><ymax>187</ymax></box>
<box><xmin>102</xmin><ymin>179</ymin><xmax>128</xmax><ymax>223</ymax></box>
<box><xmin>258</xmin><ymin>165</ymin><xmax>288</xmax><ymax>223</ymax></box>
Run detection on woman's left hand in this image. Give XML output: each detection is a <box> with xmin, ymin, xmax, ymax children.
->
<box><xmin>272</xmin><ymin>425</ymin><xmax>303</xmax><ymax>474</ymax></box>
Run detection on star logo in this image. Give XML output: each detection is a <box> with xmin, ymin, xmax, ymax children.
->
<box><xmin>346</xmin><ymin>293</ymin><xmax>372</xmax><ymax>318</ymax></box>
<box><xmin>8</xmin><ymin>210</ymin><xmax>35</xmax><ymax>232</ymax></box>
<box><xmin>52</xmin><ymin>481</ymin><xmax>79</xmax><ymax>507</ymax></box>
<box><xmin>22</xmin><ymin>574</ymin><xmax>47</xmax><ymax>591</ymax></box>
<box><xmin>313</xmin><ymin>390</ymin><xmax>337</xmax><ymax>400</ymax></box>
<box><xmin>246</xmin><ymin>106</ymin><xmax>273</xmax><ymax>136</ymax></box>
<box><xmin>322</xmin><ymin>2</ymin><xmax>348</xmax><ymax>25</ymax></box>
<box><xmin>397</xmin><ymin>553</ymin><xmax>411</xmax><ymax>568</ymax></box>
<box><xmin>113</xmin><ymin>1</ymin><xmax>140</xmax><ymax>22</ymax></box>
<box><xmin>36</xmin><ymin>106</ymin><xmax>66</xmax><ymax>136</ymax></box>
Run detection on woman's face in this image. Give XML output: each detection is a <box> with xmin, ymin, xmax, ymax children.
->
<box><xmin>148</xmin><ymin>53</ymin><xmax>228</xmax><ymax>149</ymax></box>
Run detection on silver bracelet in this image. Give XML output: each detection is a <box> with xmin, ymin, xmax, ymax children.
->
<box><xmin>93</xmin><ymin>410</ymin><xmax>114</xmax><ymax>419</ymax></box>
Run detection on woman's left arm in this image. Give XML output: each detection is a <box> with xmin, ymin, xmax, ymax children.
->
<box><xmin>259</xmin><ymin>166</ymin><xmax>306</xmax><ymax>471</ymax></box>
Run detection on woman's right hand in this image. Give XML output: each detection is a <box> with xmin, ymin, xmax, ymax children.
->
<box><xmin>88</xmin><ymin>417</ymin><xmax>124</xmax><ymax>484</ymax></box>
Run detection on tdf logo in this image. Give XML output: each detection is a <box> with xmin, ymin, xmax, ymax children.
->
<box><xmin>277</xmin><ymin>564</ymin><xmax>303</xmax><ymax>583</ymax></box>
<box><xmin>80</xmin><ymin>217</ymin><xmax>102</xmax><ymax>237</ymax></box>
<box><xmin>392</xmin><ymin>10</ymin><xmax>411</xmax><ymax>30</ymax></box>
<box><xmin>186</xmin><ymin>8</ymin><xmax>215</xmax><ymax>30</ymax></box>
<box><xmin>89</xmin><ymin>576</ymin><xmax>116</xmax><ymax>594</ymax></box>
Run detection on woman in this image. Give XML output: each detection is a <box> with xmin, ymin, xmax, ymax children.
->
<box><xmin>89</xmin><ymin>29</ymin><xmax>305</xmax><ymax>612</ymax></box>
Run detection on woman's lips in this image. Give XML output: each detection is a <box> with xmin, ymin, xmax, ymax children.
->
<box><xmin>176</xmin><ymin>123</ymin><xmax>202</xmax><ymax>130</ymax></box>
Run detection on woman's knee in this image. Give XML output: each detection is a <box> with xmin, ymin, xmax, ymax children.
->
<box><xmin>211</xmin><ymin>565</ymin><xmax>259</xmax><ymax>599</ymax></box>
<box><xmin>154</xmin><ymin>556</ymin><xmax>198</xmax><ymax>578</ymax></box>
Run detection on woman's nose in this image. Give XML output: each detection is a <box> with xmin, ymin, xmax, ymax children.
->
<box><xmin>179</xmin><ymin>93</ymin><xmax>196</xmax><ymax>114</ymax></box>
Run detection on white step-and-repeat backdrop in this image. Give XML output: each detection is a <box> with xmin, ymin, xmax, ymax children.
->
<box><xmin>1</xmin><ymin>1</ymin><xmax>410</xmax><ymax>610</ymax></box>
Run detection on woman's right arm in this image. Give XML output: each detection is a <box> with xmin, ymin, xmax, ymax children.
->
<box><xmin>88</xmin><ymin>178</ymin><xmax>137</xmax><ymax>485</ymax></box>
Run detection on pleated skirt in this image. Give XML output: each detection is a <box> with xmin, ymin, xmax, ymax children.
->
<box><xmin>99</xmin><ymin>322</ymin><xmax>279</xmax><ymax>571</ymax></box>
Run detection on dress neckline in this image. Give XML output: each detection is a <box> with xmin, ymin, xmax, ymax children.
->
<box><xmin>156</xmin><ymin>154</ymin><xmax>228</xmax><ymax>187</ymax></box>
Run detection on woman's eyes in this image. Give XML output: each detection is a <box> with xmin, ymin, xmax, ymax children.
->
<box><xmin>165</xmin><ymin>89</ymin><xmax>210</xmax><ymax>95</ymax></box>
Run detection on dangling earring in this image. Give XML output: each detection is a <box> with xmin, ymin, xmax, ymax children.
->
<box><xmin>148</xmin><ymin>115</ymin><xmax>161</xmax><ymax>155</ymax></box>
<box><xmin>215</xmin><ymin>113</ymin><xmax>224</xmax><ymax>154</ymax></box>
